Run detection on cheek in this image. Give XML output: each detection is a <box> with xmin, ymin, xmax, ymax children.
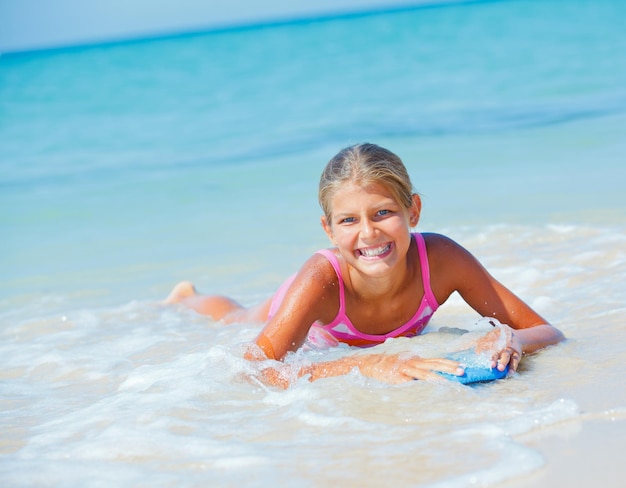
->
<box><xmin>386</xmin><ymin>216</ymin><xmax>412</xmax><ymax>233</ymax></box>
<box><xmin>331</xmin><ymin>228</ymin><xmax>356</xmax><ymax>246</ymax></box>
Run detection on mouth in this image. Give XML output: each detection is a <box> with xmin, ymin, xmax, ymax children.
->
<box><xmin>356</xmin><ymin>242</ymin><xmax>393</xmax><ymax>259</ymax></box>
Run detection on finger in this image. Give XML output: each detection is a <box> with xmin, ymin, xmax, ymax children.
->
<box><xmin>508</xmin><ymin>350</ymin><xmax>521</xmax><ymax>372</ymax></box>
<box><xmin>496</xmin><ymin>348</ymin><xmax>520</xmax><ymax>372</ymax></box>
<box><xmin>411</xmin><ymin>357</ymin><xmax>464</xmax><ymax>374</ymax></box>
<box><xmin>496</xmin><ymin>350</ymin><xmax>510</xmax><ymax>371</ymax></box>
<box><xmin>401</xmin><ymin>367</ymin><xmax>448</xmax><ymax>383</ymax></box>
<box><xmin>403</xmin><ymin>360</ymin><xmax>464</xmax><ymax>380</ymax></box>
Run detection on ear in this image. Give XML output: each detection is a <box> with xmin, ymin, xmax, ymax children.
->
<box><xmin>408</xmin><ymin>193</ymin><xmax>422</xmax><ymax>228</ymax></box>
<box><xmin>321</xmin><ymin>215</ymin><xmax>336</xmax><ymax>244</ymax></box>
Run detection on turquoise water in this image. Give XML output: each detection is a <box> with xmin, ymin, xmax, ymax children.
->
<box><xmin>1</xmin><ymin>0</ymin><xmax>625</xmax><ymax>306</ymax></box>
<box><xmin>1</xmin><ymin>1</ymin><xmax>625</xmax><ymax>486</ymax></box>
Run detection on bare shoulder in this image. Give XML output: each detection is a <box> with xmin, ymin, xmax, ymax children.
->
<box><xmin>420</xmin><ymin>233</ymin><xmax>553</xmax><ymax>331</ymax></box>
<box><xmin>256</xmin><ymin>250</ymin><xmax>341</xmax><ymax>359</ymax></box>
<box><xmin>422</xmin><ymin>232</ymin><xmax>472</xmax><ymax>264</ymax></box>
<box><xmin>297</xmin><ymin>249</ymin><xmax>340</xmax><ymax>286</ymax></box>
<box><xmin>270</xmin><ymin>249</ymin><xmax>341</xmax><ymax>330</ymax></box>
<box><xmin>421</xmin><ymin>233</ymin><xmax>487</xmax><ymax>301</ymax></box>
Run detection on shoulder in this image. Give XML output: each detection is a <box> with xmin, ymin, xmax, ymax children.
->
<box><xmin>299</xmin><ymin>249</ymin><xmax>339</xmax><ymax>281</ymax></box>
<box><xmin>421</xmin><ymin>232</ymin><xmax>488</xmax><ymax>291</ymax></box>
<box><xmin>275</xmin><ymin>250</ymin><xmax>341</xmax><ymax>325</ymax></box>
<box><xmin>421</xmin><ymin>232</ymin><xmax>470</xmax><ymax>262</ymax></box>
<box><xmin>289</xmin><ymin>250</ymin><xmax>341</xmax><ymax>300</ymax></box>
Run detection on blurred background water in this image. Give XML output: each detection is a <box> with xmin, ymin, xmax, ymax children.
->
<box><xmin>1</xmin><ymin>0</ymin><xmax>625</xmax><ymax>486</ymax></box>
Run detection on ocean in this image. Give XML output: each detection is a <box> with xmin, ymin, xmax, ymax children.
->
<box><xmin>1</xmin><ymin>0</ymin><xmax>625</xmax><ymax>486</ymax></box>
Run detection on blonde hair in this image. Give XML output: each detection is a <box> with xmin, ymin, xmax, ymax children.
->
<box><xmin>318</xmin><ymin>143</ymin><xmax>415</xmax><ymax>222</ymax></box>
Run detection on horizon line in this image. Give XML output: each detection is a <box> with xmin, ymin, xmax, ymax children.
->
<box><xmin>0</xmin><ymin>0</ymin><xmax>501</xmax><ymax>57</ymax></box>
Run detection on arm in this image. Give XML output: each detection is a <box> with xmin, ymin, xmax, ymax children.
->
<box><xmin>253</xmin><ymin>253</ymin><xmax>339</xmax><ymax>360</ymax></box>
<box><xmin>248</xmin><ymin>350</ymin><xmax>464</xmax><ymax>389</ymax></box>
<box><xmin>302</xmin><ymin>354</ymin><xmax>464</xmax><ymax>384</ymax></box>
<box><xmin>482</xmin><ymin>323</ymin><xmax>565</xmax><ymax>372</ymax></box>
<box><xmin>427</xmin><ymin>233</ymin><xmax>565</xmax><ymax>370</ymax></box>
<box><xmin>248</xmin><ymin>252</ymin><xmax>464</xmax><ymax>387</ymax></box>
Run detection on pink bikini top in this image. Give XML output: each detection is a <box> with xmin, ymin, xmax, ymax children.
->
<box><xmin>314</xmin><ymin>233</ymin><xmax>439</xmax><ymax>347</ymax></box>
<box><xmin>268</xmin><ymin>233</ymin><xmax>440</xmax><ymax>348</ymax></box>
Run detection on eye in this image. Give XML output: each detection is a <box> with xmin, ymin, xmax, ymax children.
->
<box><xmin>340</xmin><ymin>217</ymin><xmax>356</xmax><ymax>224</ymax></box>
<box><xmin>377</xmin><ymin>209</ymin><xmax>391</xmax><ymax>217</ymax></box>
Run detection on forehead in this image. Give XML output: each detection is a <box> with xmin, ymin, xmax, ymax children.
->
<box><xmin>330</xmin><ymin>181</ymin><xmax>397</xmax><ymax>209</ymax></box>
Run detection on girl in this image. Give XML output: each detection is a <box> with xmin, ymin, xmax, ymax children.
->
<box><xmin>166</xmin><ymin>143</ymin><xmax>564</xmax><ymax>386</ymax></box>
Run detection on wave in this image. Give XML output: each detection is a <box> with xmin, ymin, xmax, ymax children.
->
<box><xmin>1</xmin><ymin>0</ymin><xmax>504</xmax><ymax>56</ymax></box>
<box><xmin>2</xmin><ymin>94</ymin><xmax>625</xmax><ymax>190</ymax></box>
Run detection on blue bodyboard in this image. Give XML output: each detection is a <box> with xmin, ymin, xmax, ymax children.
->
<box><xmin>438</xmin><ymin>349</ymin><xmax>509</xmax><ymax>384</ymax></box>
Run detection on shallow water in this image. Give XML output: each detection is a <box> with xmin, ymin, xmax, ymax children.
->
<box><xmin>1</xmin><ymin>0</ymin><xmax>626</xmax><ymax>486</ymax></box>
<box><xmin>2</xmin><ymin>224</ymin><xmax>625</xmax><ymax>486</ymax></box>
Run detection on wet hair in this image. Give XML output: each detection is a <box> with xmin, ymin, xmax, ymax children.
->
<box><xmin>318</xmin><ymin>143</ymin><xmax>415</xmax><ymax>222</ymax></box>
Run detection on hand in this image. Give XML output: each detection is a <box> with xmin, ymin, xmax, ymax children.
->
<box><xmin>350</xmin><ymin>353</ymin><xmax>465</xmax><ymax>384</ymax></box>
<box><xmin>475</xmin><ymin>324</ymin><xmax>522</xmax><ymax>372</ymax></box>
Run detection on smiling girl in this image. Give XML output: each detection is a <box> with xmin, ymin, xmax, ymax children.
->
<box><xmin>165</xmin><ymin>143</ymin><xmax>564</xmax><ymax>386</ymax></box>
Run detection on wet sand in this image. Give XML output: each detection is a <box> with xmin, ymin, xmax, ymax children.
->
<box><xmin>506</xmin><ymin>369</ymin><xmax>626</xmax><ymax>488</ymax></box>
<box><xmin>506</xmin><ymin>418</ymin><xmax>625</xmax><ymax>488</ymax></box>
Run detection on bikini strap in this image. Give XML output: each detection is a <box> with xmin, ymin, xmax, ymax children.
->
<box><xmin>413</xmin><ymin>233</ymin><xmax>439</xmax><ymax>308</ymax></box>
<box><xmin>315</xmin><ymin>237</ymin><xmax>437</xmax><ymax>328</ymax></box>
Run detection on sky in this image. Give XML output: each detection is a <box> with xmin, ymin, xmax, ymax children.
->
<box><xmin>0</xmin><ymin>0</ymin><xmax>445</xmax><ymax>53</ymax></box>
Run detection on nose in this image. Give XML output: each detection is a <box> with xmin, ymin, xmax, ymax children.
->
<box><xmin>360</xmin><ymin>218</ymin><xmax>376</xmax><ymax>239</ymax></box>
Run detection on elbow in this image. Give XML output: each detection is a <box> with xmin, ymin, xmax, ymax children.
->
<box><xmin>555</xmin><ymin>329</ymin><xmax>566</xmax><ymax>346</ymax></box>
<box><xmin>546</xmin><ymin>323</ymin><xmax>566</xmax><ymax>345</ymax></box>
<box><xmin>255</xmin><ymin>333</ymin><xmax>278</xmax><ymax>360</ymax></box>
<box><xmin>518</xmin><ymin>323</ymin><xmax>566</xmax><ymax>355</ymax></box>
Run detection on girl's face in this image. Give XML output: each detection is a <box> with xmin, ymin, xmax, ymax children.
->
<box><xmin>321</xmin><ymin>181</ymin><xmax>420</xmax><ymax>277</ymax></box>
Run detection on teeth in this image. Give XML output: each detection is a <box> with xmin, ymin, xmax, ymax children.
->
<box><xmin>359</xmin><ymin>243</ymin><xmax>391</xmax><ymax>257</ymax></box>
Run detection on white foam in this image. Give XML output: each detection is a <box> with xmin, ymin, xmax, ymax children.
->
<box><xmin>2</xmin><ymin>223</ymin><xmax>624</xmax><ymax>488</ymax></box>
<box><xmin>501</xmin><ymin>398</ymin><xmax>581</xmax><ymax>436</ymax></box>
